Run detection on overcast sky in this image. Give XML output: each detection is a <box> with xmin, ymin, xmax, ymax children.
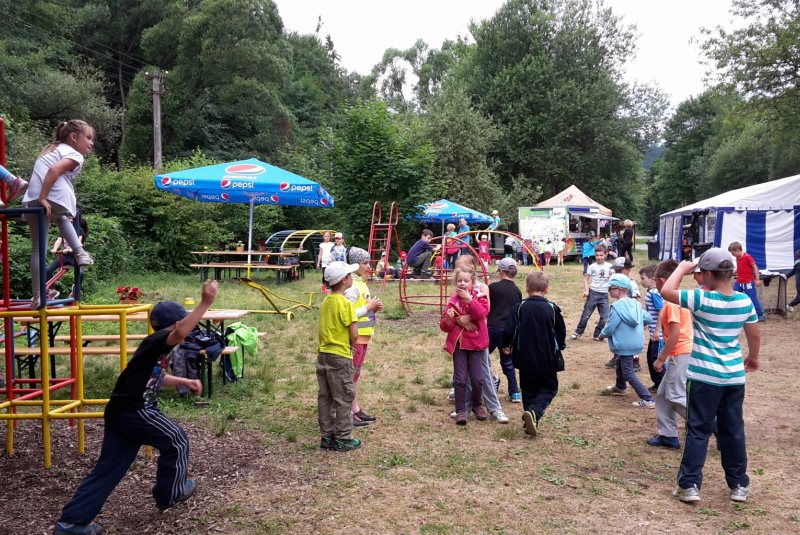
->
<box><xmin>276</xmin><ymin>0</ymin><xmax>736</xmax><ymax>108</ymax></box>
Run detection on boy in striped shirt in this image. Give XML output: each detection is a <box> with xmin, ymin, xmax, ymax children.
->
<box><xmin>660</xmin><ymin>248</ymin><xmax>761</xmax><ymax>504</ymax></box>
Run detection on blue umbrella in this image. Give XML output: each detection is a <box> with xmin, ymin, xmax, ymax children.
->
<box><xmin>155</xmin><ymin>158</ymin><xmax>334</xmax><ymax>262</ymax></box>
<box><xmin>416</xmin><ymin>199</ymin><xmax>493</xmax><ymax>224</ymax></box>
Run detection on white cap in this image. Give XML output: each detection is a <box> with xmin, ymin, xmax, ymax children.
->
<box><xmin>324</xmin><ymin>261</ymin><xmax>358</xmax><ymax>285</ymax></box>
<box><xmin>334</xmin><ymin>232</ymin><xmax>344</xmax><ymax>239</ymax></box>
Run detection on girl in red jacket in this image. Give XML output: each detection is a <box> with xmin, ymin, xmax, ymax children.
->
<box><xmin>440</xmin><ymin>265</ymin><xmax>490</xmax><ymax>425</ymax></box>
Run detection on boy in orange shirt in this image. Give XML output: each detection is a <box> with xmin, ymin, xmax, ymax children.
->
<box><xmin>646</xmin><ymin>259</ymin><xmax>694</xmax><ymax>449</ymax></box>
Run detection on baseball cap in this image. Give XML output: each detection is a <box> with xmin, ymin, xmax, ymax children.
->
<box><xmin>334</xmin><ymin>232</ymin><xmax>344</xmax><ymax>239</ymax></box>
<box><xmin>324</xmin><ymin>261</ymin><xmax>359</xmax><ymax>285</ymax></box>
<box><xmin>605</xmin><ymin>273</ymin><xmax>632</xmax><ymax>290</ymax></box>
<box><xmin>491</xmin><ymin>210</ymin><xmax>498</xmax><ymax>215</ymax></box>
<box><xmin>150</xmin><ymin>301</ymin><xmax>189</xmax><ymax>330</ymax></box>
<box><xmin>381</xmin><ymin>251</ymin><xmax>386</xmax><ymax>256</ymax></box>
<box><xmin>498</xmin><ymin>258</ymin><xmax>518</xmax><ymax>272</ymax></box>
<box><xmin>348</xmin><ymin>247</ymin><xmax>370</xmax><ymax>265</ymax></box>
<box><xmin>611</xmin><ymin>257</ymin><xmax>633</xmax><ymax>270</ymax></box>
<box><xmin>400</xmin><ymin>251</ymin><xmax>407</xmax><ymax>259</ymax></box>
<box><xmin>697</xmin><ymin>248</ymin><xmax>735</xmax><ymax>272</ymax></box>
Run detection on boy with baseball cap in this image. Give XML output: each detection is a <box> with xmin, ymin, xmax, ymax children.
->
<box><xmin>317</xmin><ymin>261</ymin><xmax>362</xmax><ymax>452</ymax></box>
<box><xmin>53</xmin><ymin>280</ymin><xmax>219</xmax><ymax>535</ymax></box>
<box><xmin>659</xmin><ymin>248</ymin><xmax>760</xmax><ymax>503</ymax></box>
<box><xmin>330</xmin><ymin>232</ymin><xmax>348</xmax><ymax>263</ymax></box>
<box><xmin>488</xmin><ymin>258</ymin><xmax>523</xmax><ymax>402</ymax></box>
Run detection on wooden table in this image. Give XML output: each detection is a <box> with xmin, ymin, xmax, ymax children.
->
<box><xmin>191</xmin><ymin>251</ymin><xmax>307</xmax><ymax>283</ymax></box>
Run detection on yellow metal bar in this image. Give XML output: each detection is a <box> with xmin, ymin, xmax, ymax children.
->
<box><xmin>50</xmin><ymin>412</ymin><xmax>104</xmax><ymax>419</ymax></box>
<box><xmin>77</xmin><ymin>313</ymin><xmax>85</xmax><ymax>453</ymax></box>
<box><xmin>82</xmin><ymin>399</ymin><xmax>110</xmax><ymax>405</ymax></box>
<box><xmin>120</xmin><ymin>311</ymin><xmax>128</xmax><ymax>370</ymax></box>
<box><xmin>5</xmin><ymin>400</ymin><xmax>75</xmax><ymax>406</ymax></box>
<box><xmin>50</xmin><ymin>400</ymin><xmax>82</xmax><ymax>414</ymax></box>
<box><xmin>40</xmin><ymin>309</ymin><xmax>51</xmax><ymax>469</ymax></box>
<box><xmin>0</xmin><ymin>413</ymin><xmax>48</xmax><ymax>420</ymax></box>
<box><xmin>0</xmin><ymin>401</ymin><xmax>10</xmax><ymax>410</ymax></box>
<box><xmin>6</xmin><ymin>421</ymin><xmax>12</xmax><ymax>455</ymax></box>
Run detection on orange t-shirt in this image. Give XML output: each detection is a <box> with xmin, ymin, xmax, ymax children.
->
<box><xmin>660</xmin><ymin>302</ymin><xmax>693</xmax><ymax>356</ymax></box>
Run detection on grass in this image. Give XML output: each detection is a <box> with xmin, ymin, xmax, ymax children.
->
<box><xmin>8</xmin><ymin>250</ymin><xmax>800</xmax><ymax>534</ymax></box>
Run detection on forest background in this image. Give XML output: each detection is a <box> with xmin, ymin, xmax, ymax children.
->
<box><xmin>2</xmin><ymin>0</ymin><xmax>800</xmax><ymax>295</ymax></box>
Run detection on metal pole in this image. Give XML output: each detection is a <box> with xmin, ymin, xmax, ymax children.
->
<box><xmin>153</xmin><ymin>73</ymin><xmax>162</xmax><ymax>170</ymax></box>
<box><xmin>247</xmin><ymin>198</ymin><xmax>254</xmax><ymax>265</ymax></box>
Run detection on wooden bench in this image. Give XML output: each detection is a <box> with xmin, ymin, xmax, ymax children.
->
<box><xmin>190</xmin><ymin>263</ymin><xmax>294</xmax><ymax>284</ymax></box>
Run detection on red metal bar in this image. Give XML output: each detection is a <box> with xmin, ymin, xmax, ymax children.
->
<box><xmin>13</xmin><ymin>379</ymin><xmax>75</xmax><ymax>401</ymax></box>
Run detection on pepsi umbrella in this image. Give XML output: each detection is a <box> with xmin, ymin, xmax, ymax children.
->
<box><xmin>155</xmin><ymin>158</ymin><xmax>334</xmax><ymax>262</ymax></box>
<box><xmin>416</xmin><ymin>199</ymin><xmax>493</xmax><ymax>224</ymax></box>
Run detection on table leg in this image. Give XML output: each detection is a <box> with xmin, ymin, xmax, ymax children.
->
<box><xmin>207</xmin><ymin>355</ymin><xmax>213</xmax><ymax>398</ymax></box>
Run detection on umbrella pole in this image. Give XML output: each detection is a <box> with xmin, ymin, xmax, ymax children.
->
<box><xmin>247</xmin><ymin>198</ymin><xmax>254</xmax><ymax>277</ymax></box>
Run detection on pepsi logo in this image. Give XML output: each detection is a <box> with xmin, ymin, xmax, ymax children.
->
<box><xmin>270</xmin><ymin>195</ymin><xmax>279</xmax><ymax>203</ymax></box>
<box><xmin>321</xmin><ymin>198</ymin><xmax>329</xmax><ymax>206</ymax></box>
<box><xmin>161</xmin><ymin>177</ymin><xmax>171</xmax><ymax>187</ymax></box>
<box><xmin>221</xmin><ymin>193</ymin><xmax>229</xmax><ymax>201</ymax></box>
<box><xmin>221</xmin><ymin>179</ymin><xmax>231</xmax><ymax>189</ymax></box>
<box><xmin>280</xmin><ymin>182</ymin><xmax>290</xmax><ymax>192</ymax></box>
<box><xmin>427</xmin><ymin>202</ymin><xmax>447</xmax><ymax>209</ymax></box>
<box><xmin>225</xmin><ymin>164</ymin><xmax>265</xmax><ymax>175</ymax></box>
<box><xmin>452</xmin><ymin>213</ymin><xmax>457</xmax><ymax>217</ymax></box>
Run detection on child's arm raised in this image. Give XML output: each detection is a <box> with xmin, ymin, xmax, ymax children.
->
<box><xmin>743</xmin><ymin>322</ymin><xmax>761</xmax><ymax>372</ymax></box>
<box><xmin>660</xmin><ymin>261</ymin><xmax>696</xmax><ymax>304</ymax></box>
<box><xmin>166</xmin><ymin>280</ymin><xmax>218</xmax><ymax>346</ymax></box>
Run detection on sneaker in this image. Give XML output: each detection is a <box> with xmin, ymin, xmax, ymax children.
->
<box><xmin>53</xmin><ymin>523</ymin><xmax>104</xmax><ymax>535</ymax></box>
<box><xmin>646</xmin><ymin>435</ymin><xmax>680</xmax><ymax>449</ymax></box>
<box><xmin>570</xmin><ymin>332</ymin><xmax>581</xmax><ymax>340</ymax></box>
<box><xmin>473</xmin><ymin>407</ymin><xmax>488</xmax><ymax>421</ymax></box>
<box><xmin>7</xmin><ymin>177</ymin><xmax>28</xmax><ymax>203</ymax></box>
<box><xmin>673</xmin><ymin>484</ymin><xmax>701</xmax><ymax>502</ymax></box>
<box><xmin>157</xmin><ymin>480</ymin><xmax>195</xmax><ymax>511</ymax></box>
<box><xmin>333</xmin><ymin>438</ymin><xmax>362</xmax><ymax>452</ymax></box>
<box><xmin>604</xmin><ymin>357</ymin><xmax>617</xmax><ymax>368</ymax></box>
<box><xmin>522</xmin><ymin>410</ymin><xmax>538</xmax><ymax>437</ymax></box>
<box><xmin>73</xmin><ymin>250</ymin><xmax>94</xmax><ymax>267</ymax></box>
<box><xmin>787</xmin><ymin>305</ymin><xmax>794</xmax><ymax>312</ymax></box>
<box><xmin>633</xmin><ymin>362</ymin><xmax>641</xmax><ymax>372</ymax></box>
<box><xmin>508</xmin><ymin>392</ymin><xmax>522</xmax><ymax>403</ymax></box>
<box><xmin>606</xmin><ymin>385</ymin><xmax>628</xmax><ymax>395</ymax></box>
<box><xmin>648</xmin><ymin>384</ymin><xmax>659</xmax><ymax>393</ymax></box>
<box><xmin>355</xmin><ymin>409</ymin><xmax>376</xmax><ymax>422</ymax></box>
<box><xmin>592</xmin><ymin>336</ymin><xmax>604</xmax><ymax>342</ymax></box>
<box><xmin>447</xmin><ymin>387</ymin><xmax>455</xmax><ymax>402</ymax></box>
<box><xmin>492</xmin><ymin>375</ymin><xmax>501</xmax><ymax>393</ymax></box>
<box><xmin>730</xmin><ymin>485</ymin><xmax>750</xmax><ymax>502</ymax></box>
<box><xmin>352</xmin><ymin>414</ymin><xmax>370</xmax><ymax>427</ymax></box>
<box><xmin>632</xmin><ymin>399</ymin><xmax>656</xmax><ymax>408</ymax></box>
<box><xmin>455</xmin><ymin>412</ymin><xmax>467</xmax><ymax>426</ymax></box>
<box><xmin>757</xmin><ymin>314</ymin><xmax>766</xmax><ymax>322</ymax></box>
<box><xmin>47</xmin><ymin>289</ymin><xmax>60</xmax><ymax>300</ymax></box>
<box><xmin>320</xmin><ymin>436</ymin><xmax>336</xmax><ymax>450</ymax></box>
<box><xmin>490</xmin><ymin>410</ymin><xmax>509</xmax><ymax>424</ymax></box>
<box><xmin>0</xmin><ymin>199</ymin><xmax>3</xmax><ymax>209</ymax></box>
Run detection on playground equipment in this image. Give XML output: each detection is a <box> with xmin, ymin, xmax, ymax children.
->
<box><xmin>366</xmin><ymin>202</ymin><xmax>402</xmax><ymax>291</ymax></box>
<box><xmin>397</xmin><ymin>230</ymin><xmax>539</xmax><ymax>315</ymax></box>
<box><xmin>0</xmin><ymin>118</ymin><xmax>151</xmax><ymax>467</ymax></box>
<box><xmin>235</xmin><ymin>277</ymin><xmax>315</xmax><ymax>320</ymax></box>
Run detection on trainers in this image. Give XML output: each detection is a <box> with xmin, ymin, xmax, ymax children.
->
<box><xmin>157</xmin><ymin>480</ymin><xmax>195</xmax><ymax>511</ymax></box>
<box><xmin>333</xmin><ymin>438</ymin><xmax>362</xmax><ymax>452</ymax></box>
<box><xmin>492</xmin><ymin>375</ymin><xmax>501</xmax><ymax>393</ymax></box>
<box><xmin>455</xmin><ymin>412</ymin><xmax>467</xmax><ymax>426</ymax></box>
<box><xmin>673</xmin><ymin>484</ymin><xmax>701</xmax><ymax>502</ymax></box>
<box><xmin>592</xmin><ymin>336</ymin><xmax>604</xmax><ymax>342</ymax></box>
<box><xmin>508</xmin><ymin>392</ymin><xmax>522</xmax><ymax>403</ymax></box>
<box><xmin>787</xmin><ymin>305</ymin><xmax>794</xmax><ymax>312</ymax></box>
<box><xmin>352</xmin><ymin>414</ymin><xmax>370</xmax><ymax>427</ymax></box>
<box><xmin>447</xmin><ymin>387</ymin><xmax>455</xmax><ymax>402</ymax></box>
<box><xmin>522</xmin><ymin>410</ymin><xmax>538</xmax><ymax>437</ymax></box>
<box><xmin>47</xmin><ymin>289</ymin><xmax>60</xmax><ymax>300</ymax></box>
<box><xmin>604</xmin><ymin>357</ymin><xmax>617</xmax><ymax>368</ymax></box>
<box><xmin>730</xmin><ymin>485</ymin><xmax>750</xmax><ymax>502</ymax></box>
<box><xmin>757</xmin><ymin>314</ymin><xmax>766</xmax><ymax>322</ymax></box>
<box><xmin>646</xmin><ymin>435</ymin><xmax>680</xmax><ymax>449</ymax></box>
<box><xmin>606</xmin><ymin>385</ymin><xmax>628</xmax><ymax>395</ymax></box>
<box><xmin>632</xmin><ymin>400</ymin><xmax>656</xmax><ymax>408</ymax></box>
<box><xmin>570</xmin><ymin>332</ymin><xmax>581</xmax><ymax>340</ymax></box>
<box><xmin>320</xmin><ymin>436</ymin><xmax>336</xmax><ymax>450</ymax></box>
<box><xmin>355</xmin><ymin>409</ymin><xmax>376</xmax><ymax>422</ymax></box>
<box><xmin>648</xmin><ymin>384</ymin><xmax>659</xmax><ymax>394</ymax></box>
<box><xmin>473</xmin><ymin>407</ymin><xmax>488</xmax><ymax>421</ymax></box>
<box><xmin>53</xmin><ymin>523</ymin><xmax>104</xmax><ymax>535</ymax></box>
<box><xmin>633</xmin><ymin>362</ymin><xmax>641</xmax><ymax>372</ymax></box>
<box><xmin>7</xmin><ymin>177</ymin><xmax>28</xmax><ymax>203</ymax></box>
<box><xmin>490</xmin><ymin>410</ymin><xmax>509</xmax><ymax>424</ymax></box>
<box><xmin>73</xmin><ymin>250</ymin><xmax>94</xmax><ymax>267</ymax></box>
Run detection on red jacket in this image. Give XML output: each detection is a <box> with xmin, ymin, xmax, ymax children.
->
<box><xmin>440</xmin><ymin>290</ymin><xmax>490</xmax><ymax>354</ymax></box>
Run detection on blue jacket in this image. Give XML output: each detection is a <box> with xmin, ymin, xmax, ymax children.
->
<box><xmin>581</xmin><ymin>238</ymin><xmax>602</xmax><ymax>258</ymax></box>
<box><xmin>600</xmin><ymin>298</ymin><xmax>651</xmax><ymax>356</ymax></box>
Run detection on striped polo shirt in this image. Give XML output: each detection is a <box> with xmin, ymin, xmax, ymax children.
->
<box><xmin>680</xmin><ymin>289</ymin><xmax>757</xmax><ymax>386</ymax></box>
<box><xmin>644</xmin><ymin>287</ymin><xmax>664</xmax><ymax>340</ymax></box>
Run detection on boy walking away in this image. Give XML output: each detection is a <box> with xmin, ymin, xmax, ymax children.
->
<box><xmin>571</xmin><ymin>244</ymin><xmax>612</xmax><ymax>341</ymax></box>
<box><xmin>488</xmin><ymin>258</ymin><xmax>523</xmax><ymax>403</ymax></box>
<box><xmin>345</xmin><ymin>248</ymin><xmax>383</xmax><ymax>428</ymax></box>
<box><xmin>53</xmin><ymin>281</ymin><xmax>219</xmax><ymax>535</ymax></box>
<box><xmin>599</xmin><ymin>274</ymin><xmax>655</xmax><ymax>408</ymax></box>
<box><xmin>502</xmin><ymin>272</ymin><xmax>566</xmax><ymax>437</ymax></box>
<box><xmin>407</xmin><ymin>229</ymin><xmax>441</xmax><ymax>278</ymax></box>
<box><xmin>646</xmin><ymin>259</ymin><xmax>693</xmax><ymax>449</ymax></box>
<box><xmin>661</xmin><ymin>249</ymin><xmax>760</xmax><ymax>503</ymax></box>
<box><xmin>318</xmin><ymin>261</ymin><xmax>362</xmax><ymax>452</ymax></box>
<box><xmin>728</xmin><ymin>242</ymin><xmax>766</xmax><ymax>322</ymax></box>
<box><xmin>639</xmin><ymin>264</ymin><xmax>665</xmax><ymax>392</ymax></box>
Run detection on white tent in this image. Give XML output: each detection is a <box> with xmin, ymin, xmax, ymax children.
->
<box><xmin>658</xmin><ymin>174</ymin><xmax>800</xmax><ymax>270</ymax></box>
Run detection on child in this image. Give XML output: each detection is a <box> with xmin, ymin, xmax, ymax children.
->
<box><xmin>318</xmin><ymin>261</ymin><xmax>362</xmax><ymax>452</ymax></box>
<box><xmin>53</xmin><ymin>280</ymin><xmax>218</xmax><ymax>535</ymax></box>
<box><xmin>538</xmin><ymin>239</ymin><xmax>546</xmax><ymax>267</ymax></box>
<box><xmin>502</xmin><ymin>271</ymin><xmax>566</xmax><ymax>437</ymax></box>
<box><xmin>440</xmin><ymin>265</ymin><xmax>491</xmax><ymax>425</ymax></box>
<box><xmin>581</xmin><ymin>236</ymin><xmax>603</xmax><ymax>275</ymax></box>
<box><xmin>571</xmin><ymin>244</ymin><xmax>612</xmax><ymax>341</ymax></box>
<box><xmin>487</xmin><ymin>209</ymin><xmax>501</xmax><ymax>231</ymax></box>
<box><xmin>0</xmin><ymin>163</ymin><xmax>28</xmax><ymax>209</ymax></box>
<box><xmin>407</xmin><ymin>229</ymin><xmax>441</xmax><ymax>277</ymax></box>
<box><xmin>728</xmin><ymin>242</ymin><xmax>766</xmax><ymax>322</ymax></box>
<box><xmin>557</xmin><ymin>238</ymin><xmax>566</xmax><ymax>266</ymax></box>
<box><xmin>599</xmin><ymin>274</ymin><xmax>654</xmax><ymax>407</ymax></box>
<box><xmin>504</xmin><ymin>234</ymin><xmax>516</xmax><ymax>258</ymax></box>
<box><xmin>457</xmin><ymin>218</ymin><xmax>471</xmax><ymax>254</ymax></box>
<box><xmin>317</xmin><ymin>229</ymin><xmax>334</xmax><ymax>293</ymax></box>
<box><xmin>545</xmin><ymin>240</ymin><xmax>553</xmax><ymax>266</ymax></box>
<box><xmin>646</xmin><ymin>259</ymin><xmax>694</xmax><ymax>449</ymax></box>
<box><xmin>375</xmin><ymin>251</ymin><xmax>396</xmax><ymax>279</ymax></box>
<box><xmin>330</xmin><ymin>232</ymin><xmax>348</xmax><ymax>263</ymax></box>
<box><xmin>444</xmin><ymin>223</ymin><xmax>460</xmax><ymax>268</ymax></box>
<box><xmin>639</xmin><ymin>264</ymin><xmax>665</xmax><ymax>392</ymax></box>
<box><xmin>609</xmin><ymin>256</ymin><xmax>643</xmax><ymax>371</ymax></box>
<box><xmin>23</xmin><ymin>120</ymin><xmax>95</xmax><ymax>310</ymax></box>
<box><xmin>479</xmin><ymin>234</ymin><xmax>492</xmax><ymax>269</ymax></box>
<box><xmin>787</xmin><ymin>248</ymin><xmax>800</xmax><ymax>311</ymax></box>
<box><xmin>345</xmin><ymin>248</ymin><xmax>383</xmax><ymax>427</ymax></box>
<box><xmin>660</xmin><ymin>249</ymin><xmax>760</xmax><ymax>503</ymax></box>
<box><xmin>488</xmin><ymin>258</ymin><xmax>523</xmax><ymax>403</ymax></box>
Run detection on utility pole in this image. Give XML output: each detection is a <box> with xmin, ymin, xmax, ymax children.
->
<box><xmin>145</xmin><ymin>70</ymin><xmax>169</xmax><ymax>170</ymax></box>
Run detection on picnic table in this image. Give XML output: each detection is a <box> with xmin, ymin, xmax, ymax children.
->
<box><xmin>191</xmin><ymin>250</ymin><xmax>307</xmax><ymax>284</ymax></box>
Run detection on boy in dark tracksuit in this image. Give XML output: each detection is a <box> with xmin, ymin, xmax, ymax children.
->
<box><xmin>502</xmin><ymin>271</ymin><xmax>566</xmax><ymax>437</ymax></box>
<box><xmin>53</xmin><ymin>280</ymin><xmax>218</xmax><ymax>535</ymax></box>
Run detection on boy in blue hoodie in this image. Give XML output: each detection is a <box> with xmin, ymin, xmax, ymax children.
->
<box><xmin>598</xmin><ymin>274</ymin><xmax>655</xmax><ymax>408</ymax></box>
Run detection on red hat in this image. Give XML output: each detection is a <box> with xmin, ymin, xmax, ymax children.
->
<box><xmin>400</xmin><ymin>251</ymin><xmax>407</xmax><ymax>259</ymax></box>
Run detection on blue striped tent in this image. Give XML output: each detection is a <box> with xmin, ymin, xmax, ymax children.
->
<box><xmin>658</xmin><ymin>174</ymin><xmax>800</xmax><ymax>271</ymax></box>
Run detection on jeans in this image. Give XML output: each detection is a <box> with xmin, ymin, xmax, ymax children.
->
<box><xmin>574</xmin><ymin>290</ymin><xmax>609</xmax><ymax>337</ymax></box>
<box><xmin>734</xmin><ymin>281</ymin><xmax>764</xmax><ymax>316</ymax></box>
<box><xmin>453</xmin><ymin>344</ymin><xmax>484</xmax><ymax>413</ymax></box>
<box><xmin>45</xmin><ymin>252</ymin><xmax>76</xmax><ymax>281</ymax></box>
<box><xmin>59</xmin><ymin>407</ymin><xmax>190</xmax><ymax>524</ymax></box>
<box><xmin>488</xmin><ymin>327</ymin><xmax>518</xmax><ymax>395</ymax></box>
<box><xmin>409</xmin><ymin>250</ymin><xmax>433</xmax><ymax>273</ymax></box>
<box><xmin>26</xmin><ymin>200</ymin><xmax>84</xmax><ymax>299</ymax></box>
<box><xmin>615</xmin><ymin>354</ymin><xmax>654</xmax><ymax>401</ymax></box>
<box><xmin>539</xmin><ymin>253</ymin><xmax>546</xmax><ymax>267</ymax></box>
<box><xmin>582</xmin><ymin>256</ymin><xmax>595</xmax><ymax>275</ymax></box>
<box><xmin>790</xmin><ymin>274</ymin><xmax>800</xmax><ymax>307</ymax></box>
<box><xmin>316</xmin><ymin>352</ymin><xmax>355</xmax><ymax>440</ymax></box>
<box><xmin>519</xmin><ymin>370</ymin><xmax>558</xmax><ymax>421</ymax></box>
<box><xmin>677</xmin><ymin>380</ymin><xmax>749</xmax><ymax>490</ymax></box>
<box><xmin>656</xmin><ymin>354</ymin><xmax>689</xmax><ymax>438</ymax></box>
<box><xmin>463</xmin><ymin>348</ymin><xmax>502</xmax><ymax>413</ymax></box>
<box><xmin>646</xmin><ymin>339</ymin><xmax>665</xmax><ymax>388</ymax></box>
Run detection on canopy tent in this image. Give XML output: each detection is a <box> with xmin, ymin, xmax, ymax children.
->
<box><xmin>535</xmin><ymin>185</ymin><xmax>613</xmax><ymax>216</ymax></box>
<box><xmin>658</xmin><ymin>174</ymin><xmax>800</xmax><ymax>270</ymax></box>
<box><xmin>415</xmin><ymin>199</ymin><xmax>493</xmax><ymax>224</ymax></box>
<box><xmin>155</xmin><ymin>158</ymin><xmax>334</xmax><ymax>262</ymax></box>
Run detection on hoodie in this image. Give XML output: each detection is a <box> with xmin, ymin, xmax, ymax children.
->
<box><xmin>440</xmin><ymin>290</ymin><xmax>490</xmax><ymax>354</ymax></box>
<box><xmin>600</xmin><ymin>298</ymin><xmax>652</xmax><ymax>356</ymax></box>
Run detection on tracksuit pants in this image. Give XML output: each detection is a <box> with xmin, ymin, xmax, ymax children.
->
<box><xmin>656</xmin><ymin>354</ymin><xmax>689</xmax><ymax>438</ymax></box>
<box><xmin>488</xmin><ymin>327</ymin><xmax>519</xmax><ymax>395</ymax></box>
<box><xmin>734</xmin><ymin>282</ymin><xmax>764</xmax><ymax>317</ymax></box>
<box><xmin>519</xmin><ymin>370</ymin><xmax>558</xmax><ymax>422</ymax></box>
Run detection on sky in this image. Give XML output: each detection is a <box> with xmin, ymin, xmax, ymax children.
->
<box><xmin>275</xmin><ymin>0</ymin><xmax>737</xmax><ymax>108</ymax></box>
